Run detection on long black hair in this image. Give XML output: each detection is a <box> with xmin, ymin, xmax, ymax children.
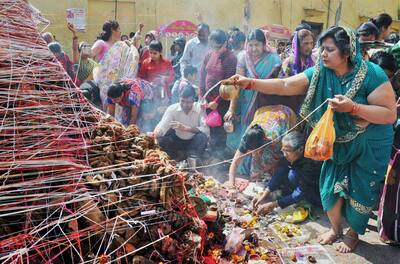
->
<box><xmin>239</xmin><ymin>124</ymin><xmax>267</xmax><ymax>152</ymax></box>
<box><xmin>149</xmin><ymin>40</ymin><xmax>163</xmax><ymax>52</ymax></box>
<box><xmin>80</xmin><ymin>81</ymin><xmax>102</xmax><ymax>109</ymax></box>
<box><xmin>371</xmin><ymin>13</ymin><xmax>393</xmax><ymax>31</ymax></box>
<box><xmin>248</xmin><ymin>29</ymin><xmax>266</xmax><ymax>45</ymax></box>
<box><xmin>98</xmin><ymin>20</ymin><xmax>119</xmax><ymax>41</ymax></box>
<box><xmin>107</xmin><ymin>82</ymin><xmax>130</xmax><ymax>98</ymax></box>
<box><xmin>319</xmin><ymin>26</ymin><xmax>352</xmax><ymax>66</ymax></box>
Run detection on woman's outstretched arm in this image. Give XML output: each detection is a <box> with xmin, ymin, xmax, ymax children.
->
<box><xmin>231</xmin><ymin>72</ymin><xmax>309</xmax><ymax>96</ymax></box>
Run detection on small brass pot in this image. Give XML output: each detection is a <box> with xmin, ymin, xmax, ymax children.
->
<box><xmin>219</xmin><ymin>84</ymin><xmax>239</xmax><ymax>100</ymax></box>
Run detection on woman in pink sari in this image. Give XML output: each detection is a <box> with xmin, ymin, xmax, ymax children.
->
<box><xmin>91</xmin><ymin>20</ymin><xmax>121</xmax><ymax>62</ymax></box>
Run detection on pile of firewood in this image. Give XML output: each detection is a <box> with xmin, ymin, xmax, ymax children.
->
<box><xmin>0</xmin><ymin>1</ymin><xmax>204</xmax><ymax>263</ymax></box>
<box><xmin>78</xmin><ymin>117</ymin><xmax>204</xmax><ymax>263</ymax></box>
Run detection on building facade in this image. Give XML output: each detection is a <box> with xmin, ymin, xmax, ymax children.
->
<box><xmin>30</xmin><ymin>0</ymin><xmax>398</xmax><ymax>53</ymax></box>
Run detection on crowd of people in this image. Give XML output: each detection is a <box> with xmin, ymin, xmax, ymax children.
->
<box><xmin>43</xmin><ymin>12</ymin><xmax>400</xmax><ymax>254</ymax></box>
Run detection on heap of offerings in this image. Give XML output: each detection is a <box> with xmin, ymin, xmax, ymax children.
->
<box><xmin>0</xmin><ymin>1</ymin><xmax>204</xmax><ymax>263</ymax></box>
<box><xmin>188</xmin><ymin>176</ymin><xmax>335</xmax><ymax>264</ymax></box>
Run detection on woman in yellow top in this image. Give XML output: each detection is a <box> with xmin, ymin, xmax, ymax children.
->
<box><xmin>228</xmin><ymin>105</ymin><xmax>297</xmax><ymax>186</ymax></box>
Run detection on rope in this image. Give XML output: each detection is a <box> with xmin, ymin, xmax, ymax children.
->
<box><xmin>0</xmin><ymin>1</ymin><xmax>206</xmax><ymax>263</ymax></box>
<box><xmin>181</xmin><ymin>98</ymin><xmax>330</xmax><ymax>171</ymax></box>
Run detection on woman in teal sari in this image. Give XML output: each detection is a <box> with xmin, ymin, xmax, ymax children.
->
<box><xmin>231</xmin><ymin>27</ymin><xmax>396</xmax><ymax>253</ymax></box>
<box><xmin>224</xmin><ymin>29</ymin><xmax>281</xmax><ymax>151</ymax></box>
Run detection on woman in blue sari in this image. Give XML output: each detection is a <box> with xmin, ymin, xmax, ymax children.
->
<box><xmin>231</xmin><ymin>27</ymin><xmax>396</xmax><ymax>253</ymax></box>
<box><xmin>225</xmin><ymin>29</ymin><xmax>281</xmax><ymax>152</ymax></box>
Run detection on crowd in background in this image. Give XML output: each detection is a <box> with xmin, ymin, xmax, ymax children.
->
<box><xmin>42</xmin><ymin>12</ymin><xmax>400</xmax><ymax>253</ymax></box>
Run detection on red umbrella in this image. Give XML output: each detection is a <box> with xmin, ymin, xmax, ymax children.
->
<box><xmin>156</xmin><ymin>20</ymin><xmax>197</xmax><ymax>38</ymax></box>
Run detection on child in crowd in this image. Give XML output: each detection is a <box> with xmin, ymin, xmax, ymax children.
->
<box><xmin>171</xmin><ymin>65</ymin><xmax>198</xmax><ymax>104</ymax></box>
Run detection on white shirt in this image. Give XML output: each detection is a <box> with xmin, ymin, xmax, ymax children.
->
<box><xmin>180</xmin><ymin>37</ymin><xmax>209</xmax><ymax>70</ymax></box>
<box><xmin>154</xmin><ymin>102</ymin><xmax>210</xmax><ymax>140</ymax></box>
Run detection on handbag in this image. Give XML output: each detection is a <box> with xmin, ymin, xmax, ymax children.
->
<box><xmin>205</xmin><ymin>109</ymin><xmax>222</xmax><ymax>127</ymax></box>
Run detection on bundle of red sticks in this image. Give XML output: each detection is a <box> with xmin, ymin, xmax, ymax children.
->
<box><xmin>0</xmin><ymin>1</ymin><xmax>205</xmax><ymax>263</ymax></box>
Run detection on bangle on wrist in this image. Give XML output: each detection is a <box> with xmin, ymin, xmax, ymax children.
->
<box><xmin>245</xmin><ymin>79</ymin><xmax>256</xmax><ymax>90</ymax></box>
<box><xmin>72</xmin><ymin>36</ymin><xmax>78</xmax><ymax>40</ymax></box>
<box><xmin>351</xmin><ymin>102</ymin><xmax>360</xmax><ymax>115</ymax></box>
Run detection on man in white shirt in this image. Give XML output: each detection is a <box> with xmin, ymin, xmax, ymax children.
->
<box><xmin>154</xmin><ymin>85</ymin><xmax>209</xmax><ymax>161</ymax></box>
<box><xmin>180</xmin><ymin>23</ymin><xmax>210</xmax><ymax>72</ymax></box>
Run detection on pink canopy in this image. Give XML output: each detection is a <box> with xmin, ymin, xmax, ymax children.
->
<box><xmin>156</xmin><ymin>20</ymin><xmax>197</xmax><ymax>38</ymax></box>
<box><xmin>260</xmin><ymin>24</ymin><xmax>292</xmax><ymax>40</ymax></box>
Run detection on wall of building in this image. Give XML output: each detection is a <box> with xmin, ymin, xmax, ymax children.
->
<box><xmin>30</xmin><ymin>0</ymin><xmax>88</xmax><ymax>52</ymax></box>
<box><xmin>30</xmin><ymin>0</ymin><xmax>398</xmax><ymax>54</ymax></box>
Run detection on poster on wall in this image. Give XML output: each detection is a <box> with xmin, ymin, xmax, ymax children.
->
<box><xmin>66</xmin><ymin>8</ymin><xmax>86</xmax><ymax>32</ymax></box>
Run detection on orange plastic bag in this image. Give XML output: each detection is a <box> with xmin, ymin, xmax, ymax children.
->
<box><xmin>304</xmin><ymin>106</ymin><xmax>336</xmax><ymax>161</ymax></box>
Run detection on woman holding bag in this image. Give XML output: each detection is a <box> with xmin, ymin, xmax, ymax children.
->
<box><xmin>199</xmin><ymin>30</ymin><xmax>237</xmax><ymax>156</ymax></box>
<box><xmin>231</xmin><ymin>26</ymin><xmax>396</xmax><ymax>253</ymax></box>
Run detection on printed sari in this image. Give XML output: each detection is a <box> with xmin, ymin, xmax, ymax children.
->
<box><xmin>301</xmin><ymin>28</ymin><xmax>393</xmax><ymax>234</ymax></box>
<box><xmin>226</xmin><ymin>51</ymin><xmax>281</xmax><ymax>151</ymax></box>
